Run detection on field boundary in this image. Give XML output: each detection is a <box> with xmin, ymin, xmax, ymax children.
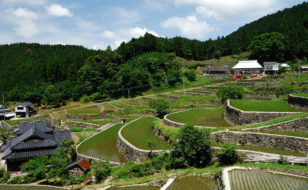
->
<box><xmin>225</xmin><ymin>99</ymin><xmax>299</xmax><ymax>125</ymax></box>
<box><xmin>116</xmin><ymin>117</ymin><xmax>167</xmax><ymax>162</ymax></box>
<box><xmin>163</xmin><ymin>108</ymin><xmax>218</xmax><ymax>128</ymax></box>
<box><xmin>76</xmin><ymin>124</ymin><xmax>121</xmax><ymax>166</ymax></box>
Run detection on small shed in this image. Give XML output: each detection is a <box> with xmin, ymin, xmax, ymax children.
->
<box><xmin>263</xmin><ymin>62</ymin><xmax>279</xmax><ymax>74</ymax></box>
<box><xmin>232</xmin><ymin>60</ymin><xmax>263</xmax><ymax>74</ymax></box>
<box><xmin>15</xmin><ymin>102</ymin><xmax>36</xmax><ymax>118</ymax></box>
<box><xmin>204</xmin><ymin>65</ymin><xmax>230</xmax><ymax>74</ymax></box>
<box><xmin>67</xmin><ymin>159</ymin><xmax>91</xmax><ymax>177</ymax></box>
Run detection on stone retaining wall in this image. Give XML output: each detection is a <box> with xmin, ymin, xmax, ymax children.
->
<box><xmin>212</xmin><ymin>131</ymin><xmax>308</xmax><ymax>154</ymax></box>
<box><xmin>225</xmin><ymin>99</ymin><xmax>298</xmax><ymax>125</ymax></box>
<box><xmin>116</xmin><ymin>118</ymin><xmax>165</xmax><ymax>162</ymax></box>
<box><xmin>242</xmin><ymin>117</ymin><xmax>308</xmax><ymax>132</ymax></box>
<box><xmin>288</xmin><ymin>94</ymin><xmax>308</xmax><ymax>110</ymax></box>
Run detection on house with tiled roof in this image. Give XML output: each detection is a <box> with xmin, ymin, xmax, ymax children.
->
<box><xmin>15</xmin><ymin>102</ymin><xmax>37</xmax><ymax>118</ymax></box>
<box><xmin>0</xmin><ymin>119</ymin><xmax>72</xmax><ymax>171</ymax></box>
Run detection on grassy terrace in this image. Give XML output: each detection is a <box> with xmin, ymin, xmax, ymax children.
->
<box><xmin>0</xmin><ymin>185</ymin><xmax>66</xmax><ymax>190</ymax></box>
<box><xmin>74</xmin><ymin>119</ymin><xmax>112</xmax><ymax>125</ymax></box>
<box><xmin>166</xmin><ymin>175</ymin><xmax>218</xmax><ymax>190</ymax></box>
<box><xmin>77</xmin><ymin>124</ymin><xmax>127</xmax><ymax>163</ymax></box>
<box><xmin>294</xmin><ymin>93</ymin><xmax>308</xmax><ymax>98</ymax></box>
<box><xmin>121</xmin><ymin>117</ymin><xmax>171</xmax><ymax>150</ymax></box>
<box><xmin>66</xmin><ymin>108</ymin><xmax>101</xmax><ymax>114</ymax></box>
<box><xmin>5</xmin><ymin>117</ymin><xmax>48</xmax><ymax>126</ymax></box>
<box><xmin>166</xmin><ymin>108</ymin><xmax>231</xmax><ymax>127</ymax></box>
<box><xmin>230</xmin><ymin>99</ymin><xmax>305</xmax><ymax>112</ymax></box>
<box><xmin>212</xmin><ymin>142</ymin><xmax>306</xmax><ymax>157</ymax></box>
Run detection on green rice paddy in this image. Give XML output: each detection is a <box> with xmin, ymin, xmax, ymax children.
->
<box><xmin>294</xmin><ymin>93</ymin><xmax>308</xmax><ymax>98</ymax></box>
<box><xmin>166</xmin><ymin>108</ymin><xmax>231</xmax><ymax>127</ymax></box>
<box><xmin>108</xmin><ymin>186</ymin><xmax>159</xmax><ymax>190</ymax></box>
<box><xmin>166</xmin><ymin>175</ymin><xmax>219</xmax><ymax>190</ymax></box>
<box><xmin>121</xmin><ymin>117</ymin><xmax>172</xmax><ymax>150</ymax></box>
<box><xmin>230</xmin><ymin>99</ymin><xmax>304</xmax><ymax>112</ymax></box>
<box><xmin>229</xmin><ymin>169</ymin><xmax>308</xmax><ymax>190</ymax></box>
<box><xmin>77</xmin><ymin>124</ymin><xmax>127</xmax><ymax>163</ymax></box>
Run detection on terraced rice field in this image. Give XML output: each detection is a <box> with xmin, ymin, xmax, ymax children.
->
<box><xmin>230</xmin><ymin>100</ymin><xmax>305</xmax><ymax>112</ymax></box>
<box><xmin>66</xmin><ymin>108</ymin><xmax>101</xmax><ymax>114</ymax></box>
<box><xmin>0</xmin><ymin>185</ymin><xmax>65</xmax><ymax>190</ymax></box>
<box><xmin>77</xmin><ymin>124</ymin><xmax>127</xmax><ymax>163</ymax></box>
<box><xmin>294</xmin><ymin>93</ymin><xmax>308</xmax><ymax>98</ymax></box>
<box><xmin>121</xmin><ymin>117</ymin><xmax>171</xmax><ymax>150</ymax></box>
<box><xmin>167</xmin><ymin>175</ymin><xmax>219</xmax><ymax>190</ymax></box>
<box><xmin>108</xmin><ymin>186</ymin><xmax>159</xmax><ymax>190</ymax></box>
<box><xmin>166</xmin><ymin>108</ymin><xmax>231</xmax><ymax>127</ymax></box>
<box><xmin>229</xmin><ymin>169</ymin><xmax>308</xmax><ymax>190</ymax></box>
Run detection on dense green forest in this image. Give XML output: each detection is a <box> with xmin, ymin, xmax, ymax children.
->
<box><xmin>0</xmin><ymin>2</ymin><xmax>307</xmax><ymax>106</ymax></box>
<box><xmin>117</xmin><ymin>2</ymin><xmax>308</xmax><ymax>61</ymax></box>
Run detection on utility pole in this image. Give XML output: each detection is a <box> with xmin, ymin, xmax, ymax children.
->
<box><xmin>183</xmin><ymin>75</ymin><xmax>185</xmax><ymax>96</ymax></box>
<box><xmin>2</xmin><ymin>91</ymin><xmax>5</xmax><ymax>121</ymax></box>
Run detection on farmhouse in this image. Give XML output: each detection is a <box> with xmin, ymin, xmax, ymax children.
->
<box><xmin>232</xmin><ymin>60</ymin><xmax>263</xmax><ymax>74</ymax></box>
<box><xmin>0</xmin><ymin>120</ymin><xmax>72</xmax><ymax>171</ymax></box>
<box><xmin>263</xmin><ymin>61</ymin><xmax>279</xmax><ymax>74</ymax></box>
<box><xmin>15</xmin><ymin>102</ymin><xmax>36</xmax><ymax>118</ymax></box>
<box><xmin>203</xmin><ymin>65</ymin><xmax>230</xmax><ymax>74</ymax></box>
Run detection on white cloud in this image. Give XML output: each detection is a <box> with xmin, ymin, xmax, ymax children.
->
<box><xmin>13</xmin><ymin>8</ymin><xmax>38</xmax><ymax>19</ymax></box>
<box><xmin>129</xmin><ymin>27</ymin><xmax>160</xmax><ymax>38</ymax></box>
<box><xmin>109</xmin><ymin>8</ymin><xmax>140</xmax><ymax>25</ymax></box>
<box><xmin>46</xmin><ymin>4</ymin><xmax>73</xmax><ymax>17</ymax></box>
<box><xmin>101</xmin><ymin>27</ymin><xmax>160</xmax><ymax>49</ymax></box>
<box><xmin>161</xmin><ymin>15</ymin><xmax>213</xmax><ymax>39</ymax></box>
<box><xmin>173</xmin><ymin>0</ymin><xmax>278</xmax><ymax>19</ymax></box>
<box><xmin>14</xmin><ymin>19</ymin><xmax>39</xmax><ymax>38</ymax></box>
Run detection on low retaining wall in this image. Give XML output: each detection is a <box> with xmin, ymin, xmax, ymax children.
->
<box><xmin>116</xmin><ymin>118</ymin><xmax>165</xmax><ymax>162</ymax></box>
<box><xmin>242</xmin><ymin>117</ymin><xmax>308</xmax><ymax>132</ymax></box>
<box><xmin>288</xmin><ymin>94</ymin><xmax>308</xmax><ymax>110</ymax></box>
<box><xmin>212</xmin><ymin>131</ymin><xmax>308</xmax><ymax>154</ymax></box>
<box><xmin>225</xmin><ymin>99</ymin><xmax>298</xmax><ymax>125</ymax></box>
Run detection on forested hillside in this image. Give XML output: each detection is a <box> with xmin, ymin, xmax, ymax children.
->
<box><xmin>117</xmin><ymin>2</ymin><xmax>308</xmax><ymax>61</ymax></box>
<box><xmin>0</xmin><ymin>2</ymin><xmax>307</xmax><ymax>106</ymax></box>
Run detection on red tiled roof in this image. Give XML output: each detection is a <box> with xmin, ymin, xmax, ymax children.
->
<box><xmin>78</xmin><ymin>159</ymin><xmax>91</xmax><ymax>171</ymax></box>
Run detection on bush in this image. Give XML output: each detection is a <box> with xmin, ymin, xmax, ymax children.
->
<box><xmin>91</xmin><ymin>160</ymin><xmax>111</xmax><ymax>183</ymax></box>
<box><xmin>149</xmin><ymin>99</ymin><xmax>170</xmax><ymax>119</ymax></box>
<box><xmin>218</xmin><ymin>143</ymin><xmax>239</xmax><ymax>165</ymax></box>
<box><xmin>170</xmin><ymin>124</ymin><xmax>212</xmax><ymax>168</ymax></box>
<box><xmin>80</xmin><ymin>95</ymin><xmax>91</xmax><ymax>104</ymax></box>
<box><xmin>276</xmin><ymin>85</ymin><xmax>294</xmax><ymax>98</ymax></box>
<box><xmin>0</xmin><ymin>168</ymin><xmax>10</xmax><ymax>183</ymax></box>
<box><xmin>21</xmin><ymin>155</ymin><xmax>49</xmax><ymax>182</ymax></box>
<box><xmin>216</xmin><ymin>86</ymin><xmax>245</xmax><ymax>103</ymax></box>
<box><xmin>70</xmin><ymin>127</ymin><xmax>83</xmax><ymax>132</ymax></box>
<box><xmin>151</xmin><ymin>153</ymin><xmax>171</xmax><ymax>170</ymax></box>
<box><xmin>184</xmin><ymin>69</ymin><xmax>197</xmax><ymax>81</ymax></box>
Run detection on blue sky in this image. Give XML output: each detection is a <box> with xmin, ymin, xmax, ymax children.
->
<box><xmin>0</xmin><ymin>0</ymin><xmax>305</xmax><ymax>50</ymax></box>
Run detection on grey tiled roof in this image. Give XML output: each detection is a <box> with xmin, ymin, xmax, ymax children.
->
<box><xmin>15</xmin><ymin>119</ymin><xmax>53</xmax><ymax>135</ymax></box>
<box><xmin>4</xmin><ymin>148</ymin><xmax>58</xmax><ymax>160</ymax></box>
<box><xmin>15</xmin><ymin>102</ymin><xmax>34</xmax><ymax>107</ymax></box>
<box><xmin>54</xmin><ymin>130</ymin><xmax>72</xmax><ymax>143</ymax></box>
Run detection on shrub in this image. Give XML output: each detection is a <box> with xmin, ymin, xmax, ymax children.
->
<box><xmin>149</xmin><ymin>99</ymin><xmax>170</xmax><ymax>119</ymax></box>
<box><xmin>216</xmin><ymin>86</ymin><xmax>245</xmax><ymax>103</ymax></box>
<box><xmin>151</xmin><ymin>153</ymin><xmax>171</xmax><ymax>170</ymax></box>
<box><xmin>91</xmin><ymin>160</ymin><xmax>111</xmax><ymax>183</ymax></box>
<box><xmin>80</xmin><ymin>95</ymin><xmax>91</xmax><ymax>104</ymax></box>
<box><xmin>0</xmin><ymin>168</ymin><xmax>10</xmax><ymax>183</ymax></box>
<box><xmin>170</xmin><ymin>124</ymin><xmax>212</xmax><ymax>168</ymax></box>
<box><xmin>276</xmin><ymin>85</ymin><xmax>294</xmax><ymax>98</ymax></box>
<box><xmin>218</xmin><ymin>143</ymin><xmax>239</xmax><ymax>165</ymax></box>
<box><xmin>70</xmin><ymin>127</ymin><xmax>83</xmax><ymax>132</ymax></box>
<box><xmin>21</xmin><ymin>155</ymin><xmax>49</xmax><ymax>182</ymax></box>
<box><xmin>184</xmin><ymin>69</ymin><xmax>197</xmax><ymax>81</ymax></box>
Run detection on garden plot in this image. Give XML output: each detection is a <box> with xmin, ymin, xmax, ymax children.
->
<box><xmin>121</xmin><ymin>117</ymin><xmax>171</xmax><ymax>150</ymax></box>
<box><xmin>77</xmin><ymin>124</ymin><xmax>127</xmax><ymax>163</ymax></box>
<box><xmin>166</xmin><ymin>108</ymin><xmax>231</xmax><ymax>127</ymax></box>
<box><xmin>166</xmin><ymin>175</ymin><xmax>219</xmax><ymax>190</ymax></box>
<box><xmin>229</xmin><ymin>169</ymin><xmax>308</xmax><ymax>190</ymax></box>
<box><xmin>230</xmin><ymin>99</ymin><xmax>305</xmax><ymax>112</ymax></box>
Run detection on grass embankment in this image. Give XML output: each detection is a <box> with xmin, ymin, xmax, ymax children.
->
<box><xmin>294</xmin><ymin>93</ymin><xmax>308</xmax><ymax>98</ymax></box>
<box><xmin>74</xmin><ymin>119</ymin><xmax>112</xmax><ymax>125</ymax></box>
<box><xmin>121</xmin><ymin>117</ymin><xmax>171</xmax><ymax>150</ymax></box>
<box><xmin>230</xmin><ymin>99</ymin><xmax>305</xmax><ymax>112</ymax></box>
<box><xmin>230</xmin><ymin>113</ymin><xmax>308</xmax><ymax>131</ymax></box>
<box><xmin>212</xmin><ymin>142</ymin><xmax>306</xmax><ymax>157</ymax></box>
<box><xmin>166</xmin><ymin>108</ymin><xmax>231</xmax><ymax>127</ymax></box>
<box><xmin>66</xmin><ymin>108</ymin><xmax>101</xmax><ymax>114</ymax></box>
<box><xmin>77</xmin><ymin>124</ymin><xmax>127</xmax><ymax>163</ymax></box>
